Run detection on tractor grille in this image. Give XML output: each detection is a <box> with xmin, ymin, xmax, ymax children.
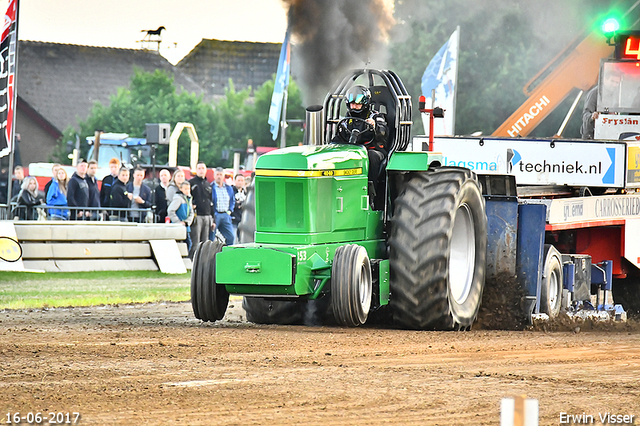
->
<box><xmin>257</xmin><ymin>179</ymin><xmax>305</xmax><ymax>230</ymax></box>
<box><xmin>258</xmin><ymin>181</ymin><xmax>276</xmax><ymax>228</ymax></box>
<box><xmin>285</xmin><ymin>181</ymin><xmax>304</xmax><ymax>228</ymax></box>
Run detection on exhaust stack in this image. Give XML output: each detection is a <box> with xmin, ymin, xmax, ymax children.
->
<box><xmin>304</xmin><ymin>105</ymin><xmax>324</xmax><ymax>146</ymax></box>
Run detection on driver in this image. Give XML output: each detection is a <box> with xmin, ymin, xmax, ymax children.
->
<box><xmin>332</xmin><ymin>85</ymin><xmax>389</xmax><ymax>181</ymax></box>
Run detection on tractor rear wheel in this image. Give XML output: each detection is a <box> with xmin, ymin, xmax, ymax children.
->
<box><xmin>540</xmin><ymin>245</ymin><xmax>563</xmax><ymax>318</ymax></box>
<box><xmin>191</xmin><ymin>239</ymin><xmax>229</xmax><ymax>322</ymax></box>
<box><xmin>389</xmin><ymin>168</ymin><xmax>487</xmax><ymax>330</ymax></box>
<box><xmin>238</xmin><ymin>184</ymin><xmax>306</xmax><ymax>325</ymax></box>
<box><xmin>331</xmin><ymin>244</ymin><xmax>372</xmax><ymax>326</ymax></box>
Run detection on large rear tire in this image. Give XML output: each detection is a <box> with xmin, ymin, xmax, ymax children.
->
<box><xmin>331</xmin><ymin>244</ymin><xmax>372</xmax><ymax>327</ymax></box>
<box><xmin>191</xmin><ymin>239</ymin><xmax>229</xmax><ymax>322</ymax></box>
<box><xmin>238</xmin><ymin>184</ymin><xmax>306</xmax><ymax>325</ymax></box>
<box><xmin>540</xmin><ymin>245</ymin><xmax>563</xmax><ymax>318</ymax></box>
<box><xmin>388</xmin><ymin>168</ymin><xmax>487</xmax><ymax>330</ymax></box>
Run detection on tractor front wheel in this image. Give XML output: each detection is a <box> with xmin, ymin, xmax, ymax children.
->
<box><xmin>389</xmin><ymin>168</ymin><xmax>487</xmax><ymax>330</ymax></box>
<box><xmin>331</xmin><ymin>244</ymin><xmax>373</xmax><ymax>327</ymax></box>
<box><xmin>191</xmin><ymin>240</ymin><xmax>229</xmax><ymax>322</ymax></box>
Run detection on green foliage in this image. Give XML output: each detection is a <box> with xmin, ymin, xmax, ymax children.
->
<box><xmin>52</xmin><ymin>69</ymin><xmax>305</xmax><ymax>168</ymax></box>
<box><xmin>48</xmin><ymin>0</ymin><xmax>619</xmax><ymax>165</ymax></box>
<box><xmin>458</xmin><ymin>9</ymin><xmax>539</xmax><ymax>134</ymax></box>
<box><xmin>390</xmin><ymin>1</ymin><xmax>542</xmax><ymax>136</ymax></box>
<box><xmin>389</xmin><ymin>0</ymin><xmax>617</xmax><ymax>138</ymax></box>
<box><xmin>244</xmin><ymin>78</ymin><xmax>306</xmax><ymax>148</ymax></box>
<box><xmin>206</xmin><ymin>80</ymin><xmax>252</xmax><ymax>166</ymax></box>
<box><xmin>76</xmin><ymin>69</ymin><xmax>216</xmax><ymax>166</ymax></box>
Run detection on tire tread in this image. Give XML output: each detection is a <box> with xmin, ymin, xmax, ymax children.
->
<box><xmin>389</xmin><ymin>167</ymin><xmax>487</xmax><ymax>330</ymax></box>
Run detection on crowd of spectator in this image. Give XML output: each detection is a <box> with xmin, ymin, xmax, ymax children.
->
<box><xmin>2</xmin><ymin>158</ymin><xmax>249</xmax><ymax>255</ymax></box>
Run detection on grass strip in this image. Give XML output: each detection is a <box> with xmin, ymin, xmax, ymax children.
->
<box><xmin>0</xmin><ymin>271</ymin><xmax>191</xmax><ymax>310</ymax></box>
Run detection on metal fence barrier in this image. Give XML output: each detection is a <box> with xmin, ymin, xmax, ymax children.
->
<box><xmin>1</xmin><ymin>203</ymin><xmax>157</xmax><ymax>223</ymax></box>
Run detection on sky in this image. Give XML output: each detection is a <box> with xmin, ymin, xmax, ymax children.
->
<box><xmin>6</xmin><ymin>0</ymin><xmax>289</xmax><ymax>64</ymax></box>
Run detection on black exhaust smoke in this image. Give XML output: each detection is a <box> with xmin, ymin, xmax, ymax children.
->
<box><xmin>283</xmin><ymin>0</ymin><xmax>394</xmax><ymax>104</ymax></box>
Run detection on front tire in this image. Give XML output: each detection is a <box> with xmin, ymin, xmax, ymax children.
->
<box><xmin>191</xmin><ymin>240</ymin><xmax>229</xmax><ymax>322</ymax></box>
<box><xmin>331</xmin><ymin>244</ymin><xmax>373</xmax><ymax>327</ymax></box>
<box><xmin>389</xmin><ymin>168</ymin><xmax>487</xmax><ymax>330</ymax></box>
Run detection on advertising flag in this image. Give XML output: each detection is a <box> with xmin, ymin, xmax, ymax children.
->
<box><xmin>421</xmin><ymin>28</ymin><xmax>459</xmax><ymax>136</ymax></box>
<box><xmin>0</xmin><ymin>0</ymin><xmax>17</xmax><ymax>158</ymax></box>
<box><xmin>268</xmin><ymin>29</ymin><xmax>291</xmax><ymax>141</ymax></box>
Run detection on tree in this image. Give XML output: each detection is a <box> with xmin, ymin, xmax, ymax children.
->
<box><xmin>52</xmin><ymin>69</ymin><xmax>305</xmax><ymax>168</ymax></box>
<box><xmin>389</xmin><ymin>0</ymin><xmax>617</xmax><ymax>138</ymax></box>
<box><xmin>390</xmin><ymin>1</ymin><xmax>543</xmax><ymax>136</ymax></box>
<box><xmin>243</xmin><ymin>78</ymin><xmax>306</xmax><ymax>148</ymax></box>
<box><xmin>53</xmin><ymin>69</ymin><xmax>217</xmax><ymax>166</ymax></box>
<box><xmin>204</xmin><ymin>80</ymin><xmax>251</xmax><ymax>166</ymax></box>
<box><xmin>196</xmin><ymin>77</ymin><xmax>305</xmax><ymax>166</ymax></box>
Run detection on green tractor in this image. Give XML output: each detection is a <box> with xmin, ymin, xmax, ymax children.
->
<box><xmin>191</xmin><ymin>69</ymin><xmax>487</xmax><ymax>330</ymax></box>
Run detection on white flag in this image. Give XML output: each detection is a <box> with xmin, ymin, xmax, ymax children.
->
<box><xmin>421</xmin><ymin>28</ymin><xmax>459</xmax><ymax>136</ymax></box>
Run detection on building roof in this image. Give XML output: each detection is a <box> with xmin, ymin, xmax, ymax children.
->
<box><xmin>17</xmin><ymin>40</ymin><xmax>205</xmax><ymax>133</ymax></box>
<box><xmin>176</xmin><ymin>39</ymin><xmax>281</xmax><ymax>98</ymax></box>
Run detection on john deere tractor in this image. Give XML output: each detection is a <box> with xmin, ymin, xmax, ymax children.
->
<box><xmin>191</xmin><ymin>69</ymin><xmax>487</xmax><ymax>330</ymax></box>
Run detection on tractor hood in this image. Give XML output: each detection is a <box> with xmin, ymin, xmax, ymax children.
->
<box><xmin>251</xmin><ymin>143</ymin><xmax>381</xmax><ymax>245</ymax></box>
<box><xmin>255</xmin><ymin>144</ymin><xmax>368</xmax><ymax>175</ymax></box>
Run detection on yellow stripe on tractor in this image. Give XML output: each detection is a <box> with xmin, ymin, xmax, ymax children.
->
<box><xmin>255</xmin><ymin>168</ymin><xmax>363</xmax><ymax>178</ymax></box>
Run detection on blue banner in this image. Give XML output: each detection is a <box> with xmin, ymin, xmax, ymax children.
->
<box><xmin>268</xmin><ymin>29</ymin><xmax>291</xmax><ymax>141</ymax></box>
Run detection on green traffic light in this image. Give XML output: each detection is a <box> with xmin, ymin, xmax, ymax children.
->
<box><xmin>602</xmin><ymin>17</ymin><xmax>620</xmax><ymax>34</ymax></box>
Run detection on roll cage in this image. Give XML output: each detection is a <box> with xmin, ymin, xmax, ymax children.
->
<box><xmin>323</xmin><ymin>69</ymin><xmax>413</xmax><ymax>154</ymax></box>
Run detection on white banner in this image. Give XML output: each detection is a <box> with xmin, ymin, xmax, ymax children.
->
<box><xmin>421</xmin><ymin>29</ymin><xmax>459</xmax><ymax>136</ymax></box>
<box><xmin>595</xmin><ymin>114</ymin><xmax>640</xmax><ymax>141</ymax></box>
<box><xmin>547</xmin><ymin>194</ymin><xmax>640</xmax><ymax>224</ymax></box>
<box><xmin>417</xmin><ymin>136</ymin><xmax>627</xmax><ymax>187</ymax></box>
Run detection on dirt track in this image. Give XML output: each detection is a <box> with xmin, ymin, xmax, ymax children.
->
<box><xmin>1</xmin><ymin>301</ymin><xmax>639</xmax><ymax>425</ymax></box>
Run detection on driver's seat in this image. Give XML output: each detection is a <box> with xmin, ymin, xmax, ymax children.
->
<box><xmin>368</xmin><ymin>85</ymin><xmax>396</xmax><ymax>152</ymax></box>
<box><xmin>367</xmin><ymin>85</ymin><xmax>397</xmax><ymax>210</ymax></box>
